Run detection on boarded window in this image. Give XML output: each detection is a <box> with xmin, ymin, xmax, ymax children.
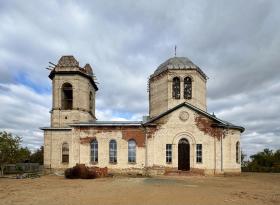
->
<box><xmin>62</xmin><ymin>142</ymin><xmax>69</xmax><ymax>163</ymax></box>
<box><xmin>172</xmin><ymin>77</ymin><xmax>180</xmax><ymax>99</ymax></box>
<box><xmin>166</xmin><ymin>144</ymin><xmax>172</xmax><ymax>163</ymax></box>
<box><xmin>109</xmin><ymin>140</ymin><xmax>117</xmax><ymax>163</ymax></box>
<box><xmin>236</xmin><ymin>141</ymin><xmax>240</xmax><ymax>163</ymax></box>
<box><xmin>184</xmin><ymin>77</ymin><xmax>192</xmax><ymax>99</ymax></box>
<box><xmin>128</xmin><ymin>139</ymin><xmax>136</xmax><ymax>163</ymax></box>
<box><xmin>90</xmin><ymin>139</ymin><xmax>98</xmax><ymax>163</ymax></box>
<box><xmin>61</xmin><ymin>83</ymin><xmax>73</xmax><ymax>110</ymax></box>
<box><xmin>196</xmin><ymin>144</ymin><xmax>202</xmax><ymax>163</ymax></box>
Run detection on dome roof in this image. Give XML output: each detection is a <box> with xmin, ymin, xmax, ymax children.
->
<box><xmin>152</xmin><ymin>57</ymin><xmax>207</xmax><ymax>79</ymax></box>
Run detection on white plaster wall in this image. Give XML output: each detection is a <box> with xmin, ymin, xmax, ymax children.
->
<box><xmin>147</xmin><ymin>106</ymin><xmax>241</xmax><ymax>173</ymax></box>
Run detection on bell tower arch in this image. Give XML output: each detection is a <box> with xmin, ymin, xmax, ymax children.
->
<box><xmin>49</xmin><ymin>56</ymin><xmax>98</xmax><ymax>127</ymax></box>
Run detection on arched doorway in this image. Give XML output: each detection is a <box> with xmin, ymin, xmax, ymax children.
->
<box><xmin>178</xmin><ymin>138</ymin><xmax>190</xmax><ymax>171</ymax></box>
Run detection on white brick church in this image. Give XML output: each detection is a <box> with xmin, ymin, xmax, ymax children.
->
<box><xmin>41</xmin><ymin>55</ymin><xmax>244</xmax><ymax>175</ymax></box>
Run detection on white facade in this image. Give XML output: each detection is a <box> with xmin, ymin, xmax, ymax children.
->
<box><xmin>42</xmin><ymin>56</ymin><xmax>244</xmax><ymax>175</ymax></box>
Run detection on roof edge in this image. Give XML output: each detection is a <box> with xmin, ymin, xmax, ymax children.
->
<box><xmin>40</xmin><ymin>127</ymin><xmax>72</xmax><ymax>131</ymax></box>
<box><xmin>144</xmin><ymin>102</ymin><xmax>245</xmax><ymax>133</ymax></box>
<box><xmin>49</xmin><ymin>70</ymin><xmax>98</xmax><ymax>91</ymax></box>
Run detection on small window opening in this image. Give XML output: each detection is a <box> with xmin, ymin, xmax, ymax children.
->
<box><xmin>166</xmin><ymin>144</ymin><xmax>172</xmax><ymax>163</ymax></box>
<box><xmin>62</xmin><ymin>142</ymin><xmax>69</xmax><ymax>163</ymax></box>
<box><xmin>62</xmin><ymin>83</ymin><xmax>73</xmax><ymax>110</ymax></box>
<box><xmin>184</xmin><ymin>77</ymin><xmax>192</xmax><ymax>99</ymax></box>
<box><xmin>196</xmin><ymin>144</ymin><xmax>202</xmax><ymax>163</ymax></box>
<box><xmin>172</xmin><ymin>77</ymin><xmax>181</xmax><ymax>99</ymax></box>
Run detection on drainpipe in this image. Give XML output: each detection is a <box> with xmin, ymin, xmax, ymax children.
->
<box><xmin>145</xmin><ymin>127</ymin><xmax>148</xmax><ymax>169</ymax></box>
<box><xmin>50</xmin><ymin>131</ymin><xmax>53</xmax><ymax>171</ymax></box>
<box><xmin>214</xmin><ymin>136</ymin><xmax>216</xmax><ymax>175</ymax></box>
<box><xmin>221</xmin><ymin>128</ymin><xmax>228</xmax><ymax>173</ymax></box>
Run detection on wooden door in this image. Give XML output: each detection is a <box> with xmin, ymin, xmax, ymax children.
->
<box><xmin>178</xmin><ymin>139</ymin><xmax>190</xmax><ymax>171</ymax></box>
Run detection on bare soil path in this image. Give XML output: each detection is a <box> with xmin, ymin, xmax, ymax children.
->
<box><xmin>0</xmin><ymin>173</ymin><xmax>279</xmax><ymax>205</ymax></box>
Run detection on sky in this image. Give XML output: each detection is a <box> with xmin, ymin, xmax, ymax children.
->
<box><xmin>0</xmin><ymin>0</ymin><xmax>279</xmax><ymax>157</ymax></box>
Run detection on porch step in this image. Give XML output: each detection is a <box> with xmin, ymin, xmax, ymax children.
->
<box><xmin>165</xmin><ymin>170</ymin><xmax>203</xmax><ymax>176</ymax></box>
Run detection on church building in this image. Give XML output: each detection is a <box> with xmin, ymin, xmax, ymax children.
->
<box><xmin>41</xmin><ymin>55</ymin><xmax>244</xmax><ymax>175</ymax></box>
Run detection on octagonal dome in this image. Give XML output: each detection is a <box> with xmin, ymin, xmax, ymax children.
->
<box><xmin>152</xmin><ymin>57</ymin><xmax>207</xmax><ymax>79</ymax></box>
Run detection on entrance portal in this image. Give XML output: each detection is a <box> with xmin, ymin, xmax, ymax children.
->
<box><xmin>178</xmin><ymin>138</ymin><xmax>190</xmax><ymax>171</ymax></box>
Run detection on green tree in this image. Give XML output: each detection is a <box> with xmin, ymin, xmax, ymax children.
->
<box><xmin>0</xmin><ymin>131</ymin><xmax>22</xmax><ymax>175</ymax></box>
<box><xmin>250</xmin><ymin>148</ymin><xmax>274</xmax><ymax>167</ymax></box>
<box><xmin>30</xmin><ymin>146</ymin><xmax>43</xmax><ymax>164</ymax></box>
<box><xmin>17</xmin><ymin>147</ymin><xmax>31</xmax><ymax>163</ymax></box>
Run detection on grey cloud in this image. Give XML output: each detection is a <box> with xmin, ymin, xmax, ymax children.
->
<box><xmin>0</xmin><ymin>0</ymin><xmax>279</xmax><ymax>156</ymax></box>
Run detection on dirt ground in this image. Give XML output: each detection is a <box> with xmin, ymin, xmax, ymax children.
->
<box><xmin>0</xmin><ymin>173</ymin><xmax>279</xmax><ymax>205</ymax></box>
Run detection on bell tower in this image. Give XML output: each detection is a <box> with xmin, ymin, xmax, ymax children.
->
<box><xmin>149</xmin><ymin>57</ymin><xmax>208</xmax><ymax>118</ymax></box>
<box><xmin>49</xmin><ymin>56</ymin><xmax>98</xmax><ymax>127</ymax></box>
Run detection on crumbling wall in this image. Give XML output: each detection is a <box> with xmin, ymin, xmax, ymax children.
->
<box><xmin>194</xmin><ymin>114</ymin><xmax>223</xmax><ymax>140</ymax></box>
<box><xmin>78</xmin><ymin>126</ymin><xmax>158</xmax><ymax>147</ymax></box>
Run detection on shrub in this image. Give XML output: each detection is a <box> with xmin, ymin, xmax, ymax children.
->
<box><xmin>64</xmin><ymin>164</ymin><xmax>108</xmax><ymax>179</ymax></box>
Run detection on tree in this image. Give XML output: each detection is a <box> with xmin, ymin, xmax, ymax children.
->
<box><xmin>242</xmin><ymin>148</ymin><xmax>280</xmax><ymax>172</ymax></box>
<box><xmin>17</xmin><ymin>147</ymin><xmax>31</xmax><ymax>163</ymax></box>
<box><xmin>30</xmin><ymin>146</ymin><xmax>44</xmax><ymax>164</ymax></box>
<box><xmin>250</xmin><ymin>148</ymin><xmax>274</xmax><ymax>167</ymax></box>
<box><xmin>0</xmin><ymin>131</ymin><xmax>22</xmax><ymax>176</ymax></box>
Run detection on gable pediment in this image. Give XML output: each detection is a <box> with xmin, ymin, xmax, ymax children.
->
<box><xmin>144</xmin><ymin>102</ymin><xmax>244</xmax><ymax>132</ymax></box>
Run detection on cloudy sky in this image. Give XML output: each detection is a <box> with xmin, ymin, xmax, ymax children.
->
<box><xmin>0</xmin><ymin>0</ymin><xmax>279</xmax><ymax>157</ymax></box>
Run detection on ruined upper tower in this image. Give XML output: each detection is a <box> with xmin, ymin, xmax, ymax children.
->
<box><xmin>49</xmin><ymin>56</ymin><xmax>98</xmax><ymax>127</ymax></box>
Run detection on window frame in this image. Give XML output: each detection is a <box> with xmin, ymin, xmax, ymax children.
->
<box><xmin>61</xmin><ymin>83</ymin><xmax>73</xmax><ymax>110</ymax></box>
<box><xmin>166</xmin><ymin>144</ymin><xmax>172</xmax><ymax>164</ymax></box>
<box><xmin>172</xmin><ymin>77</ymin><xmax>181</xmax><ymax>99</ymax></box>
<box><xmin>128</xmin><ymin>139</ymin><xmax>136</xmax><ymax>164</ymax></box>
<box><xmin>90</xmin><ymin>139</ymin><xmax>98</xmax><ymax>164</ymax></box>
<box><xmin>62</xmin><ymin>142</ymin><xmax>69</xmax><ymax>163</ymax></box>
<box><xmin>184</xmin><ymin>76</ymin><xmax>192</xmax><ymax>99</ymax></box>
<box><xmin>109</xmin><ymin>139</ymin><xmax>117</xmax><ymax>164</ymax></box>
<box><xmin>196</xmin><ymin>144</ymin><xmax>202</xmax><ymax>163</ymax></box>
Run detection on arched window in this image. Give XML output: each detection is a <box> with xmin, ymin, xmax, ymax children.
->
<box><xmin>236</xmin><ymin>141</ymin><xmax>240</xmax><ymax>163</ymax></box>
<box><xmin>109</xmin><ymin>140</ymin><xmax>117</xmax><ymax>163</ymax></box>
<box><xmin>184</xmin><ymin>77</ymin><xmax>192</xmax><ymax>99</ymax></box>
<box><xmin>89</xmin><ymin>91</ymin><xmax>93</xmax><ymax>110</ymax></box>
<box><xmin>128</xmin><ymin>139</ymin><xmax>136</xmax><ymax>163</ymax></box>
<box><xmin>172</xmin><ymin>77</ymin><xmax>180</xmax><ymax>99</ymax></box>
<box><xmin>61</xmin><ymin>83</ymin><xmax>73</xmax><ymax>110</ymax></box>
<box><xmin>90</xmin><ymin>139</ymin><xmax>98</xmax><ymax>163</ymax></box>
<box><xmin>62</xmin><ymin>142</ymin><xmax>69</xmax><ymax>163</ymax></box>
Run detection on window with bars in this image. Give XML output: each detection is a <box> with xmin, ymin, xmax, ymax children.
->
<box><xmin>184</xmin><ymin>77</ymin><xmax>192</xmax><ymax>99</ymax></box>
<box><xmin>90</xmin><ymin>139</ymin><xmax>98</xmax><ymax>163</ymax></box>
<box><xmin>196</xmin><ymin>144</ymin><xmax>202</xmax><ymax>163</ymax></box>
<box><xmin>62</xmin><ymin>142</ymin><xmax>69</xmax><ymax>163</ymax></box>
<box><xmin>166</xmin><ymin>144</ymin><xmax>172</xmax><ymax>163</ymax></box>
<box><xmin>172</xmin><ymin>77</ymin><xmax>180</xmax><ymax>99</ymax></box>
<box><xmin>109</xmin><ymin>140</ymin><xmax>117</xmax><ymax>163</ymax></box>
<box><xmin>128</xmin><ymin>139</ymin><xmax>136</xmax><ymax>163</ymax></box>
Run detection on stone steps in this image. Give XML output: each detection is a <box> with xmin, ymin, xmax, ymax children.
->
<box><xmin>165</xmin><ymin>170</ymin><xmax>203</xmax><ymax>176</ymax></box>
